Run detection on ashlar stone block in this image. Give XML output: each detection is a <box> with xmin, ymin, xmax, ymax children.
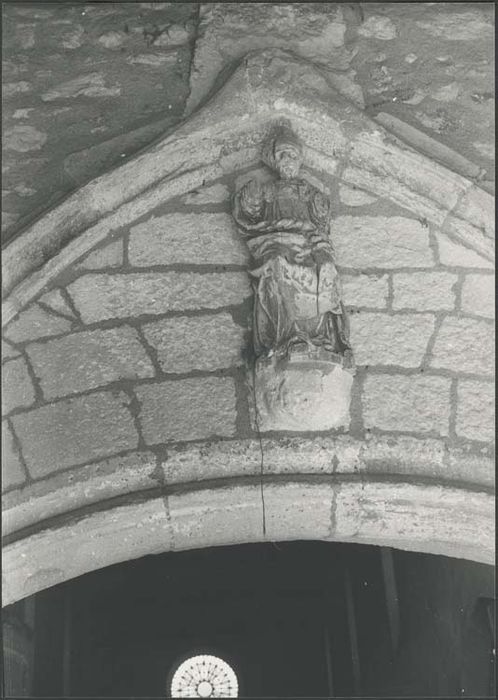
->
<box><xmin>2</xmin><ymin>356</ymin><xmax>36</xmax><ymax>414</ymax></box>
<box><xmin>128</xmin><ymin>213</ymin><xmax>249</xmax><ymax>267</ymax></box>
<box><xmin>135</xmin><ymin>376</ymin><xmax>237</xmax><ymax>444</ymax></box>
<box><xmin>435</xmin><ymin>232</ymin><xmax>493</xmax><ymax>269</ymax></box>
<box><xmin>342</xmin><ymin>274</ymin><xmax>388</xmax><ymax>308</ymax></box>
<box><xmin>393</xmin><ymin>272</ymin><xmax>457</xmax><ymax>311</ymax></box>
<box><xmin>363</xmin><ymin>373</ymin><xmax>451</xmax><ymax>436</ymax></box>
<box><xmin>333</xmin><ymin>216</ymin><xmax>434</xmax><ymax>268</ymax></box>
<box><xmin>10</xmin><ymin>391</ymin><xmax>139</xmax><ymax>478</ymax></box>
<box><xmin>26</xmin><ymin>326</ymin><xmax>155</xmax><ymax>400</ymax></box>
<box><xmin>2</xmin><ymin>421</ymin><xmax>26</xmax><ymax>491</ymax></box>
<box><xmin>350</xmin><ymin>313</ymin><xmax>434</xmax><ymax>367</ymax></box>
<box><xmin>430</xmin><ymin>317</ymin><xmax>494</xmax><ymax>376</ymax></box>
<box><xmin>4</xmin><ymin>305</ymin><xmax>72</xmax><ymax>343</ymax></box>
<box><xmin>142</xmin><ymin>312</ymin><xmax>246</xmax><ymax>373</ymax></box>
<box><xmin>456</xmin><ymin>380</ymin><xmax>494</xmax><ymax>443</ymax></box>
<box><xmin>67</xmin><ymin>272</ymin><xmax>251</xmax><ymax>323</ymax></box>
<box><xmin>461</xmin><ymin>274</ymin><xmax>494</xmax><ymax>319</ymax></box>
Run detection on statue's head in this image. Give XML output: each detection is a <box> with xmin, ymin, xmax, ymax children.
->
<box><xmin>262</xmin><ymin>120</ymin><xmax>303</xmax><ymax>180</ymax></box>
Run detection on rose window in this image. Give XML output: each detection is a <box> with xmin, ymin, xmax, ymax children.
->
<box><xmin>170</xmin><ymin>654</ymin><xmax>238</xmax><ymax>697</ymax></box>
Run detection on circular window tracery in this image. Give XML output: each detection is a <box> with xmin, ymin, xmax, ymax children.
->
<box><xmin>170</xmin><ymin>654</ymin><xmax>238</xmax><ymax>698</ymax></box>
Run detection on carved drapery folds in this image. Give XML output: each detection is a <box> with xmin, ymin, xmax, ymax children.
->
<box><xmin>232</xmin><ymin>120</ymin><xmax>355</xmax><ymax>431</ymax></box>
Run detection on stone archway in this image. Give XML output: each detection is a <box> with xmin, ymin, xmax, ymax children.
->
<box><xmin>2</xmin><ymin>49</ymin><xmax>494</xmax><ymax>607</ymax></box>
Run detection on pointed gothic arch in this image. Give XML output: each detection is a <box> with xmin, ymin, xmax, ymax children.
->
<box><xmin>2</xmin><ymin>49</ymin><xmax>494</xmax><ymax>606</ymax></box>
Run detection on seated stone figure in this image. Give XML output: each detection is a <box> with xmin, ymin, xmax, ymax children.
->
<box><xmin>232</xmin><ymin>120</ymin><xmax>353</xmax><ymax>367</ymax></box>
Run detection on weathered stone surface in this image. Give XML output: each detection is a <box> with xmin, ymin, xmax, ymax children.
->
<box><xmin>38</xmin><ymin>288</ymin><xmax>75</xmax><ymax>318</ymax></box>
<box><xmin>415</xmin><ymin>11</ymin><xmax>493</xmax><ymax>41</ymax></box>
<box><xmin>358</xmin><ymin>15</ymin><xmax>397</xmax><ymax>40</ymax></box>
<box><xmin>3</xmin><ymin>82</ymin><xmax>31</xmax><ymax>97</ymax></box>
<box><xmin>333</xmin><ymin>216</ymin><xmax>434</xmax><ymax>268</ymax></box>
<box><xmin>186</xmin><ymin>3</ymin><xmax>349</xmax><ymax>114</ymax></box>
<box><xmin>1</xmin><ymin>340</ymin><xmax>20</xmax><ymax>361</ymax></box>
<box><xmin>156</xmin><ymin>435</ymin><xmax>494</xmax><ymax>488</ymax></box>
<box><xmin>339</xmin><ymin>185</ymin><xmax>377</xmax><ymax>207</ymax></box>
<box><xmin>430</xmin><ymin>318</ymin><xmax>494</xmax><ymax>376</ymax></box>
<box><xmin>126</xmin><ymin>53</ymin><xmax>178</xmax><ymax>67</ymax></box>
<box><xmin>363</xmin><ymin>374</ymin><xmax>451</xmax><ymax>435</ymax></box>
<box><xmin>142</xmin><ymin>312</ymin><xmax>246</xmax><ymax>373</ymax></box>
<box><xmin>334</xmin><ymin>481</ymin><xmax>494</xmax><ymax>563</ymax></box>
<box><xmin>461</xmin><ymin>274</ymin><xmax>494</xmax><ymax>319</ymax></box>
<box><xmin>254</xmin><ymin>355</ymin><xmax>354</xmax><ymax>432</ymax></box>
<box><xmin>136</xmin><ymin>377</ymin><xmax>236</xmax><ymax>444</ymax></box>
<box><xmin>3</xmin><ymin>498</ymin><xmax>171</xmax><ymax>605</ymax></box>
<box><xmin>2</xmin><ymin>421</ymin><xmax>26</xmax><ymax>491</ymax></box>
<box><xmin>97</xmin><ymin>31</ymin><xmax>125</xmax><ymax>49</ymax></box>
<box><xmin>264</xmin><ymin>482</ymin><xmax>334</xmax><ymax>541</ymax></box>
<box><xmin>4</xmin><ymin>305</ymin><xmax>72</xmax><ymax>343</ymax></box>
<box><xmin>2</xmin><ymin>356</ymin><xmax>36</xmax><ymax>415</ymax></box>
<box><xmin>443</xmin><ymin>215</ymin><xmax>493</xmax><ymax>262</ymax></box>
<box><xmin>392</xmin><ymin>272</ymin><xmax>457</xmax><ymax>311</ymax></box>
<box><xmin>128</xmin><ymin>213</ymin><xmax>249</xmax><ymax>267</ymax></box>
<box><xmin>446</xmin><ymin>450</ymin><xmax>495</xmax><ymax>489</ymax></box>
<box><xmin>169</xmin><ymin>485</ymin><xmax>262</xmax><ymax>550</ymax></box>
<box><xmin>342</xmin><ymin>274</ymin><xmax>388</xmax><ymax>308</ymax></box>
<box><xmin>453</xmin><ymin>187</ymin><xmax>494</xmax><ymax>239</ymax></box>
<box><xmin>182</xmin><ymin>183</ymin><xmax>229</xmax><ymax>205</ymax></box>
<box><xmin>10</xmin><ymin>391</ymin><xmax>138</xmax><ymax>477</ymax></box>
<box><xmin>435</xmin><ymin>232</ymin><xmax>493</xmax><ymax>269</ymax></box>
<box><xmin>3</xmin><ymin>451</ymin><xmax>159</xmax><ymax>536</ymax></box>
<box><xmin>431</xmin><ymin>82</ymin><xmax>460</xmax><ymax>102</ymax></box>
<box><xmin>456</xmin><ymin>380</ymin><xmax>494</xmax><ymax>443</ymax></box>
<box><xmin>3</xmin><ymin>126</ymin><xmax>47</xmax><ymax>152</ymax></box>
<box><xmin>41</xmin><ymin>73</ymin><xmax>121</xmax><ymax>101</ymax></box>
<box><xmin>350</xmin><ymin>313</ymin><xmax>434</xmax><ymax>367</ymax></box>
<box><xmin>361</xmin><ymin>435</ymin><xmax>447</xmax><ymax>479</ymax></box>
<box><xmin>67</xmin><ymin>272</ymin><xmax>251</xmax><ymax>323</ymax></box>
<box><xmin>77</xmin><ymin>239</ymin><xmax>123</xmax><ymax>270</ymax></box>
<box><xmin>26</xmin><ymin>327</ymin><xmax>155</xmax><ymax>400</ymax></box>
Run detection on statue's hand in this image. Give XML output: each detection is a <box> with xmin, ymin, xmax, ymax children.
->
<box><xmin>240</xmin><ymin>180</ymin><xmax>264</xmax><ymax>219</ymax></box>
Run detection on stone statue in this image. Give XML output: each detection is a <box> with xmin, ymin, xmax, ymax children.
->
<box><xmin>232</xmin><ymin>120</ymin><xmax>354</xmax><ymax>368</ymax></box>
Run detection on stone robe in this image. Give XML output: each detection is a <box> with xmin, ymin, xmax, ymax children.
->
<box><xmin>233</xmin><ymin>178</ymin><xmax>352</xmax><ymax>359</ymax></box>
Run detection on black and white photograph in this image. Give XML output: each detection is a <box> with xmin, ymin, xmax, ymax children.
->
<box><xmin>1</xmin><ymin>1</ymin><xmax>495</xmax><ymax>698</ymax></box>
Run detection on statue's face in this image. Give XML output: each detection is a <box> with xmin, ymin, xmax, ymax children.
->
<box><xmin>274</xmin><ymin>145</ymin><xmax>302</xmax><ymax>179</ymax></box>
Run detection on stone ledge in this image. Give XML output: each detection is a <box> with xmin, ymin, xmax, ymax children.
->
<box><xmin>3</xmin><ymin>437</ymin><xmax>493</xmax><ymax>538</ymax></box>
<box><xmin>3</xmin><ymin>478</ymin><xmax>493</xmax><ymax>605</ymax></box>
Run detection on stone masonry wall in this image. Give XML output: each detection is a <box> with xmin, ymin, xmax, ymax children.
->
<box><xmin>2</xmin><ymin>166</ymin><xmax>494</xmax><ymax>499</ymax></box>
<box><xmin>2</xmin><ymin>2</ymin><xmax>494</xmax><ymax>240</ymax></box>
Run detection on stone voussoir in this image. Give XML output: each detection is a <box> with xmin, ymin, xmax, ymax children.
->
<box><xmin>342</xmin><ymin>274</ymin><xmax>389</xmax><ymax>308</ymax></box>
<box><xmin>333</xmin><ymin>216</ymin><xmax>434</xmax><ymax>268</ymax></box>
<box><xmin>350</xmin><ymin>312</ymin><xmax>434</xmax><ymax>367</ymax></box>
<box><xmin>392</xmin><ymin>271</ymin><xmax>457</xmax><ymax>311</ymax></box>
<box><xmin>135</xmin><ymin>376</ymin><xmax>237</xmax><ymax>445</ymax></box>
<box><xmin>430</xmin><ymin>317</ymin><xmax>494</xmax><ymax>376</ymax></box>
<box><xmin>128</xmin><ymin>212</ymin><xmax>249</xmax><ymax>267</ymax></box>
<box><xmin>435</xmin><ymin>232</ymin><xmax>493</xmax><ymax>269</ymax></box>
<box><xmin>456</xmin><ymin>379</ymin><xmax>495</xmax><ymax>443</ymax></box>
<box><xmin>67</xmin><ymin>272</ymin><xmax>251</xmax><ymax>323</ymax></box>
<box><xmin>4</xmin><ymin>304</ymin><xmax>73</xmax><ymax>344</ymax></box>
<box><xmin>25</xmin><ymin>326</ymin><xmax>156</xmax><ymax>400</ymax></box>
<box><xmin>142</xmin><ymin>312</ymin><xmax>247</xmax><ymax>374</ymax></box>
<box><xmin>2</xmin><ymin>420</ymin><xmax>27</xmax><ymax>491</ymax></box>
<box><xmin>9</xmin><ymin>391</ymin><xmax>139</xmax><ymax>478</ymax></box>
<box><xmin>363</xmin><ymin>373</ymin><xmax>452</xmax><ymax>436</ymax></box>
<box><xmin>461</xmin><ymin>273</ymin><xmax>494</xmax><ymax>319</ymax></box>
<box><xmin>2</xmin><ymin>450</ymin><xmax>160</xmax><ymax>537</ymax></box>
<box><xmin>2</xmin><ymin>356</ymin><xmax>37</xmax><ymax>415</ymax></box>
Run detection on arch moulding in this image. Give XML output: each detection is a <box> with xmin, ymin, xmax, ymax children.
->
<box><xmin>2</xmin><ymin>49</ymin><xmax>494</xmax><ymax>606</ymax></box>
